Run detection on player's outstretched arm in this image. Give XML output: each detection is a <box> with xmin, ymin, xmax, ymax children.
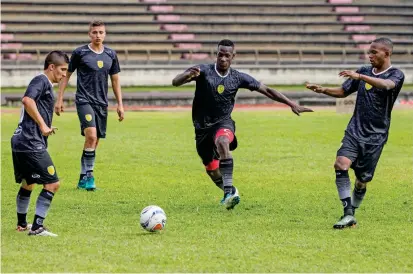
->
<box><xmin>55</xmin><ymin>71</ymin><xmax>72</xmax><ymax>116</ymax></box>
<box><xmin>22</xmin><ymin>97</ymin><xmax>56</xmax><ymax>136</ymax></box>
<box><xmin>339</xmin><ymin>70</ymin><xmax>395</xmax><ymax>90</ymax></box>
<box><xmin>256</xmin><ymin>84</ymin><xmax>313</xmax><ymax>116</ymax></box>
<box><xmin>172</xmin><ymin>67</ymin><xmax>200</xmax><ymax>87</ymax></box>
<box><xmin>110</xmin><ymin>73</ymin><xmax>124</xmax><ymax>122</ymax></box>
<box><xmin>305</xmin><ymin>83</ymin><xmax>346</xmax><ymax>98</ymax></box>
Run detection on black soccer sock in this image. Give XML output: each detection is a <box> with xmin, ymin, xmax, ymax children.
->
<box><xmin>212</xmin><ymin>176</ymin><xmax>224</xmax><ymax>191</ymax></box>
<box><xmin>81</xmin><ymin>149</ymin><xmax>95</xmax><ymax>177</ymax></box>
<box><xmin>335</xmin><ymin>170</ymin><xmax>353</xmax><ymax>216</ymax></box>
<box><xmin>352</xmin><ymin>185</ymin><xmax>367</xmax><ymax>210</ymax></box>
<box><xmin>32</xmin><ymin>189</ymin><xmax>54</xmax><ymax>230</ymax></box>
<box><xmin>16</xmin><ymin>187</ymin><xmax>32</xmax><ymax>226</ymax></box>
<box><xmin>220</xmin><ymin>158</ymin><xmax>234</xmax><ymax>196</ymax></box>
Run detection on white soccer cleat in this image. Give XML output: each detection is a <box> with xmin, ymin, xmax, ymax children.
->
<box><xmin>222</xmin><ymin>187</ymin><xmax>240</xmax><ymax>210</ymax></box>
<box><xmin>28</xmin><ymin>227</ymin><xmax>58</xmax><ymax>237</ymax></box>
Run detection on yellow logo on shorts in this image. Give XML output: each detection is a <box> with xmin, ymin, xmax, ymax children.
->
<box><xmin>47</xmin><ymin>166</ymin><xmax>55</xmax><ymax>175</ymax></box>
<box><xmin>217</xmin><ymin>85</ymin><xmax>225</xmax><ymax>94</ymax></box>
<box><xmin>85</xmin><ymin>114</ymin><xmax>92</xmax><ymax>122</ymax></box>
<box><xmin>97</xmin><ymin>60</ymin><xmax>104</xmax><ymax>68</ymax></box>
<box><xmin>365</xmin><ymin>83</ymin><xmax>372</xmax><ymax>91</ymax></box>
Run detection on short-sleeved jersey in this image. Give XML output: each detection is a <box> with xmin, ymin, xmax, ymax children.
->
<box><xmin>11</xmin><ymin>74</ymin><xmax>54</xmax><ymax>152</ymax></box>
<box><xmin>68</xmin><ymin>44</ymin><xmax>120</xmax><ymax>106</ymax></box>
<box><xmin>192</xmin><ymin>63</ymin><xmax>261</xmax><ymax>129</ymax></box>
<box><xmin>342</xmin><ymin>65</ymin><xmax>405</xmax><ymax>144</ymax></box>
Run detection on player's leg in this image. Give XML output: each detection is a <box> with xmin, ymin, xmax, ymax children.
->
<box><xmin>76</xmin><ymin>104</ymin><xmax>98</xmax><ymax>190</ymax></box>
<box><xmin>333</xmin><ymin>134</ymin><xmax>358</xmax><ymax>229</ymax></box>
<box><xmin>352</xmin><ymin>143</ymin><xmax>384</xmax><ymax>215</ymax></box>
<box><xmin>19</xmin><ymin>151</ymin><xmax>59</xmax><ymax>236</ymax></box>
<box><xmin>13</xmin><ymin>151</ymin><xmax>35</xmax><ymax>231</ymax></box>
<box><xmin>205</xmin><ymin>160</ymin><xmax>224</xmax><ymax>190</ymax></box>
<box><xmin>214</xmin><ymin>127</ymin><xmax>239</xmax><ymax>210</ymax></box>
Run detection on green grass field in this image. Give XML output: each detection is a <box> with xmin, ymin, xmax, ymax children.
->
<box><xmin>1</xmin><ymin>109</ymin><xmax>412</xmax><ymax>272</ymax></box>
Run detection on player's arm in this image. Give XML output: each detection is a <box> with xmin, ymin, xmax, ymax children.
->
<box><xmin>22</xmin><ymin>97</ymin><xmax>55</xmax><ymax>136</ymax></box>
<box><xmin>305</xmin><ymin>83</ymin><xmax>346</xmax><ymax>98</ymax></box>
<box><xmin>54</xmin><ymin>71</ymin><xmax>72</xmax><ymax>116</ymax></box>
<box><xmin>256</xmin><ymin>84</ymin><xmax>313</xmax><ymax>115</ymax></box>
<box><xmin>110</xmin><ymin>73</ymin><xmax>124</xmax><ymax>122</ymax></box>
<box><xmin>339</xmin><ymin>70</ymin><xmax>395</xmax><ymax>90</ymax></box>
<box><xmin>172</xmin><ymin>67</ymin><xmax>200</xmax><ymax>86</ymax></box>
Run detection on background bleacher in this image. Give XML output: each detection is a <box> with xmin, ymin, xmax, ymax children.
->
<box><xmin>1</xmin><ymin>0</ymin><xmax>413</xmax><ymax>66</ymax></box>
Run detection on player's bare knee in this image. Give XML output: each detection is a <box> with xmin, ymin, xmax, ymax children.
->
<box><xmin>215</xmin><ymin>136</ymin><xmax>230</xmax><ymax>157</ymax></box>
<box><xmin>22</xmin><ymin>180</ymin><xmax>35</xmax><ymax>191</ymax></box>
<box><xmin>355</xmin><ymin>179</ymin><xmax>367</xmax><ymax>189</ymax></box>
<box><xmin>334</xmin><ymin>156</ymin><xmax>351</xmax><ymax>170</ymax></box>
<box><xmin>44</xmin><ymin>181</ymin><xmax>60</xmax><ymax>193</ymax></box>
<box><xmin>85</xmin><ymin>134</ymin><xmax>97</xmax><ymax>147</ymax></box>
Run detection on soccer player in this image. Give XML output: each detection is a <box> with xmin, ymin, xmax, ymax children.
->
<box><xmin>172</xmin><ymin>39</ymin><xmax>313</xmax><ymax>210</ymax></box>
<box><xmin>12</xmin><ymin>51</ymin><xmax>69</xmax><ymax>236</ymax></box>
<box><xmin>55</xmin><ymin>20</ymin><xmax>124</xmax><ymax>191</ymax></box>
<box><xmin>306</xmin><ymin>37</ymin><xmax>405</xmax><ymax>229</ymax></box>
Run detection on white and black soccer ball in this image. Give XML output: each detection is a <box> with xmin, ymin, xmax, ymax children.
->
<box><xmin>140</xmin><ymin>205</ymin><xmax>167</xmax><ymax>232</ymax></box>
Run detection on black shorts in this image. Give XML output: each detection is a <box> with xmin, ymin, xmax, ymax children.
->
<box><xmin>195</xmin><ymin>119</ymin><xmax>238</xmax><ymax>166</ymax></box>
<box><xmin>337</xmin><ymin>133</ymin><xmax>384</xmax><ymax>183</ymax></box>
<box><xmin>12</xmin><ymin>150</ymin><xmax>59</xmax><ymax>185</ymax></box>
<box><xmin>76</xmin><ymin>103</ymin><xmax>108</xmax><ymax>138</ymax></box>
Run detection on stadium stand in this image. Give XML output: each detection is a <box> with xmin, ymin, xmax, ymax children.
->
<box><xmin>1</xmin><ymin>0</ymin><xmax>412</xmax><ymax>65</ymax></box>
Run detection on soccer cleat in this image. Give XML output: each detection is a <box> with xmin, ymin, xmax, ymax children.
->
<box><xmin>77</xmin><ymin>176</ymin><xmax>87</xmax><ymax>189</ymax></box>
<box><xmin>85</xmin><ymin>176</ymin><xmax>96</xmax><ymax>191</ymax></box>
<box><xmin>333</xmin><ymin>215</ymin><xmax>357</xmax><ymax>229</ymax></box>
<box><xmin>28</xmin><ymin>226</ymin><xmax>58</xmax><ymax>237</ymax></box>
<box><xmin>221</xmin><ymin>187</ymin><xmax>240</xmax><ymax>210</ymax></box>
<box><xmin>16</xmin><ymin>223</ymin><xmax>32</xmax><ymax>232</ymax></box>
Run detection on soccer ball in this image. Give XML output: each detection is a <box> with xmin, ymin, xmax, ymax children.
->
<box><xmin>140</xmin><ymin>205</ymin><xmax>167</xmax><ymax>232</ymax></box>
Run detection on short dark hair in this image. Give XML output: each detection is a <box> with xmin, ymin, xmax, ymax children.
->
<box><xmin>44</xmin><ymin>51</ymin><xmax>69</xmax><ymax>70</ymax></box>
<box><xmin>372</xmin><ymin>37</ymin><xmax>393</xmax><ymax>52</ymax></box>
<box><xmin>89</xmin><ymin>20</ymin><xmax>105</xmax><ymax>30</ymax></box>
<box><xmin>218</xmin><ymin>39</ymin><xmax>235</xmax><ymax>49</ymax></box>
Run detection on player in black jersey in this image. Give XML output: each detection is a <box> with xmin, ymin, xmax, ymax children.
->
<box><xmin>55</xmin><ymin>20</ymin><xmax>124</xmax><ymax>191</ymax></box>
<box><xmin>12</xmin><ymin>51</ymin><xmax>69</xmax><ymax>236</ymax></box>
<box><xmin>306</xmin><ymin>37</ymin><xmax>405</xmax><ymax>228</ymax></box>
<box><xmin>173</xmin><ymin>39</ymin><xmax>313</xmax><ymax>210</ymax></box>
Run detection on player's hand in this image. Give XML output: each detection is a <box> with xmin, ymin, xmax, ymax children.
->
<box><xmin>40</xmin><ymin>125</ymin><xmax>57</xmax><ymax>136</ymax></box>
<box><xmin>306</xmin><ymin>82</ymin><xmax>326</xmax><ymax>94</ymax></box>
<box><xmin>186</xmin><ymin>67</ymin><xmax>200</xmax><ymax>80</ymax></box>
<box><xmin>54</xmin><ymin>101</ymin><xmax>64</xmax><ymax>116</ymax></box>
<box><xmin>117</xmin><ymin>105</ymin><xmax>124</xmax><ymax>122</ymax></box>
<box><xmin>339</xmin><ymin>70</ymin><xmax>360</xmax><ymax>80</ymax></box>
<box><xmin>290</xmin><ymin>104</ymin><xmax>313</xmax><ymax>116</ymax></box>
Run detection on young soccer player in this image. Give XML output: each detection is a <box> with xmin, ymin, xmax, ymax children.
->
<box><xmin>306</xmin><ymin>37</ymin><xmax>405</xmax><ymax>228</ymax></box>
<box><xmin>55</xmin><ymin>20</ymin><xmax>124</xmax><ymax>191</ymax></box>
<box><xmin>173</xmin><ymin>39</ymin><xmax>313</xmax><ymax>210</ymax></box>
<box><xmin>12</xmin><ymin>51</ymin><xmax>69</xmax><ymax>236</ymax></box>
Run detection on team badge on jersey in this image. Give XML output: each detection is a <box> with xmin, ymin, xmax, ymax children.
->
<box><xmin>85</xmin><ymin>114</ymin><xmax>92</xmax><ymax>122</ymax></box>
<box><xmin>47</xmin><ymin>165</ymin><xmax>55</xmax><ymax>175</ymax></box>
<box><xmin>365</xmin><ymin>83</ymin><xmax>372</xmax><ymax>91</ymax></box>
<box><xmin>97</xmin><ymin>60</ymin><xmax>104</xmax><ymax>68</ymax></box>
<box><xmin>217</xmin><ymin>85</ymin><xmax>225</xmax><ymax>94</ymax></box>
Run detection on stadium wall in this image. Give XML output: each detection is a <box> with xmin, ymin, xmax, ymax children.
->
<box><xmin>2</xmin><ymin>65</ymin><xmax>413</xmax><ymax>87</ymax></box>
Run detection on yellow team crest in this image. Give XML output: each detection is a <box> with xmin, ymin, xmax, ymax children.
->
<box><xmin>217</xmin><ymin>85</ymin><xmax>225</xmax><ymax>94</ymax></box>
<box><xmin>97</xmin><ymin>60</ymin><xmax>104</xmax><ymax>68</ymax></box>
<box><xmin>47</xmin><ymin>165</ymin><xmax>55</xmax><ymax>176</ymax></box>
<box><xmin>365</xmin><ymin>83</ymin><xmax>372</xmax><ymax>91</ymax></box>
<box><xmin>85</xmin><ymin>114</ymin><xmax>92</xmax><ymax>122</ymax></box>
